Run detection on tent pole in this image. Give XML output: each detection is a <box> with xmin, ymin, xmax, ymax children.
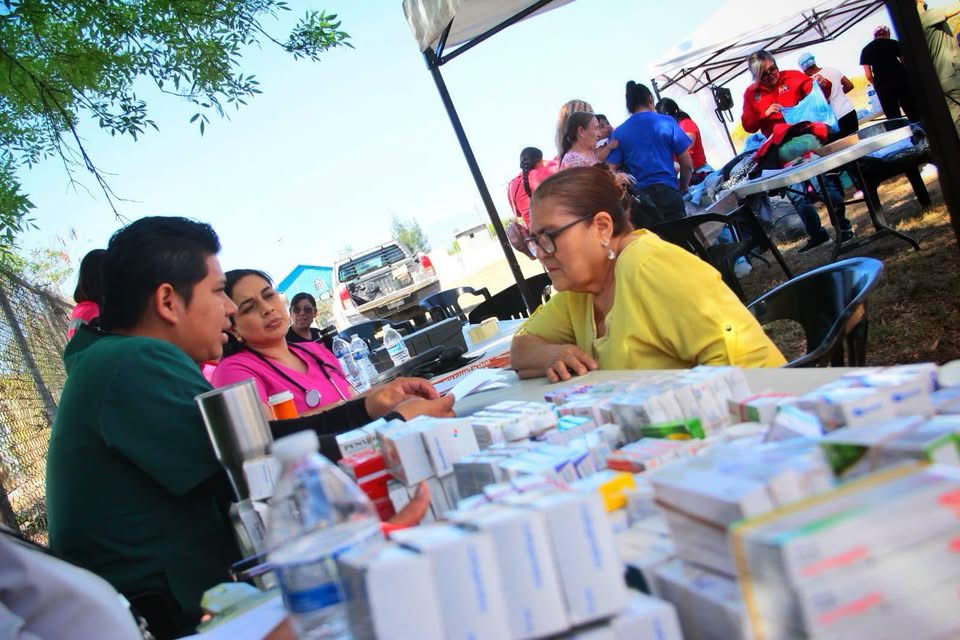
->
<box><xmin>423</xmin><ymin>49</ymin><xmax>536</xmax><ymax>311</ymax></box>
<box><xmin>884</xmin><ymin>1</ymin><xmax>960</xmax><ymax>249</ymax></box>
<box><xmin>651</xmin><ymin>78</ymin><xmax>662</xmax><ymax>101</ymax></box>
<box><xmin>705</xmin><ymin>70</ymin><xmax>738</xmax><ymax>155</ymax></box>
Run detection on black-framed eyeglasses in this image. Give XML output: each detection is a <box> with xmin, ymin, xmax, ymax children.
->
<box><xmin>760</xmin><ymin>63</ymin><xmax>779</xmax><ymax>80</ymax></box>
<box><xmin>292</xmin><ymin>306</ymin><xmax>316</xmax><ymax>314</ymax></box>
<box><xmin>525</xmin><ymin>214</ymin><xmax>596</xmax><ymax>257</ymax></box>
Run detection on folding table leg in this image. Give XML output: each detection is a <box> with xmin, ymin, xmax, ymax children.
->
<box><xmin>851</xmin><ymin>162</ymin><xmax>921</xmax><ymax>252</ymax></box>
<box><xmin>745</xmin><ymin>206</ymin><xmax>793</xmax><ymax>278</ymax></box>
<box><xmin>814</xmin><ymin>175</ymin><xmax>845</xmax><ymax>261</ymax></box>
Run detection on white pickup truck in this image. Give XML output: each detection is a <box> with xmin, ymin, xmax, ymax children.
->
<box><xmin>331</xmin><ymin>241</ymin><xmax>441</xmax><ymax>330</ymax></box>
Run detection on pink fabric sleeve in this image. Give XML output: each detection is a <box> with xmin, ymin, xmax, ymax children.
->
<box><xmin>210</xmin><ymin>355</ymin><xmax>270</xmax><ymax>403</ymax></box>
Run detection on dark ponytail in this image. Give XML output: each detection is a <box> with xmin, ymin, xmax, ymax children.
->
<box><xmin>519</xmin><ymin>147</ymin><xmax>543</xmax><ymax>197</ymax></box>
<box><xmin>625</xmin><ymin>81</ymin><xmax>654</xmax><ymax>113</ymax></box>
<box><xmin>655</xmin><ymin>98</ymin><xmax>690</xmax><ymax>122</ymax></box>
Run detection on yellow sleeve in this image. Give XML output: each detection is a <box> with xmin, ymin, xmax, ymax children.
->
<box><xmin>623</xmin><ymin>238</ymin><xmax>785</xmax><ymax>368</ymax></box>
<box><xmin>516</xmin><ymin>290</ymin><xmax>577</xmax><ymax>345</ymax></box>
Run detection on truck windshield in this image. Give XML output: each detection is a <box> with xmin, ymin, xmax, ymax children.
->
<box><xmin>337</xmin><ymin>244</ymin><xmax>406</xmax><ymax>281</ymax></box>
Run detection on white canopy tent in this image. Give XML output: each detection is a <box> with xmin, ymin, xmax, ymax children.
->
<box><xmin>404</xmin><ymin>0</ymin><xmax>575</xmax><ymax>61</ymax></box>
<box><xmin>651</xmin><ymin>0</ymin><xmax>885</xmax><ymax>95</ymax></box>
<box><xmin>649</xmin><ymin>0</ymin><xmax>886</xmax><ymax>162</ymax></box>
<box><xmin>403</xmin><ymin>0</ymin><xmax>960</xmax><ymax>283</ymax></box>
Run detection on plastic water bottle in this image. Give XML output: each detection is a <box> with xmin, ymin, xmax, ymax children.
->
<box><xmin>268</xmin><ymin>431</ymin><xmax>380</xmax><ymax>639</ymax></box>
<box><xmin>867</xmin><ymin>84</ymin><xmax>881</xmax><ymax>115</ymax></box>
<box><xmin>331</xmin><ymin>336</ymin><xmax>362</xmax><ymax>389</ymax></box>
<box><xmin>382</xmin><ymin>326</ymin><xmax>411</xmax><ymax>366</ymax></box>
<box><xmin>349</xmin><ymin>335</ymin><xmax>378</xmax><ymax>390</ymax></box>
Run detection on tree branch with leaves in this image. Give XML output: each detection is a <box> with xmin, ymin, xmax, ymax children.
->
<box><xmin>0</xmin><ymin>0</ymin><xmax>352</xmax><ymax>264</ymax></box>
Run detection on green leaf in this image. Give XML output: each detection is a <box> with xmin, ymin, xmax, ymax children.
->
<box><xmin>0</xmin><ymin>0</ymin><xmax>353</xmax><ymax>249</ymax></box>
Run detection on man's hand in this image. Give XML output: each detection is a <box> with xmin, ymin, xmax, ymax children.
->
<box><xmin>364</xmin><ymin>377</ymin><xmax>439</xmax><ymax>418</ymax></box>
<box><xmin>545</xmin><ymin>345</ymin><xmax>598</xmax><ymax>383</ymax></box>
<box><xmin>394</xmin><ymin>394</ymin><xmax>456</xmax><ymax>420</ymax></box>
<box><xmin>765</xmin><ymin>103</ymin><xmax>782</xmax><ymax>116</ymax></box>
<box><xmin>388</xmin><ymin>481</ymin><xmax>431</xmax><ymax>527</ymax></box>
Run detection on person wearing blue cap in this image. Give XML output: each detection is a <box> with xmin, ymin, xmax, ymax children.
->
<box><xmin>799</xmin><ymin>52</ymin><xmax>858</xmax><ymax>139</ymax></box>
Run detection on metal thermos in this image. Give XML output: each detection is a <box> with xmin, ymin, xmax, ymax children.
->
<box><xmin>195</xmin><ymin>379</ymin><xmax>273</xmax><ymax>500</ymax></box>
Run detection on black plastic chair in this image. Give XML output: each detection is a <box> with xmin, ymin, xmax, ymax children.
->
<box><xmin>420</xmin><ymin>286</ymin><xmax>491</xmax><ymax>322</ymax></box>
<box><xmin>467</xmin><ymin>273</ymin><xmax>552</xmax><ymax>324</ymax></box>
<box><xmin>747</xmin><ymin>257</ymin><xmax>883</xmax><ymax>367</ymax></box>
<box><xmin>651</xmin><ymin>201</ymin><xmax>794</xmax><ymax>301</ymax></box>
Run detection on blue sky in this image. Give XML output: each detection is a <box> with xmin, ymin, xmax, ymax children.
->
<box><xmin>18</xmin><ymin>0</ymin><xmax>902</xmax><ymax>293</ymax></box>
<box><xmin>19</xmin><ymin>0</ymin><xmax>720</xmax><ymax>289</ymax></box>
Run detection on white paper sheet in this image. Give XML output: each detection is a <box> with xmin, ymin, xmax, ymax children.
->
<box><xmin>182</xmin><ymin>595</ymin><xmax>286</xmax><ymax>639</ymax></box>
<box><xmin>438</xmin><ymin>368</ymin><xmax>510</xmax><ymax>398</ymax></box>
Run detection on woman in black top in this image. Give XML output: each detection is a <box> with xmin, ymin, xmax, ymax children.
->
<box><xmin>285</xmin><ymin>291</ymin><xmax>323</xmax><ymax>343</ymax></box>
<box><xmin>860</xmin><ymin>25</ymin><xmax>918</xmax><ymax>120</ymax></box>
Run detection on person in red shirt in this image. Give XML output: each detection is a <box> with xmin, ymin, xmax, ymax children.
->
<box><xmin>656</xmin><ymin>98</ymin><xmax>712</xmax><ymax>180</ymax></box>
<box><xmin>741</xmin><ymin>52</ymin><xmax>816</xmax><ymax>138</ymax></box>
<box><xmin>507</xmin><ymin>147</ymin><xmax>558</xmax><ymax>228</ymax></box>
<box><xmin>740</xmin><ymin>50</ymin><xmax>853</xmax><ymax>252</ymax></box>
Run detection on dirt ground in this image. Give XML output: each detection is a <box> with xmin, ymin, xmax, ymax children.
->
<box><xmin>453</xmin><ymin>170</ymin><xmax>960</xmax><ymax>366</ymax></box>
<box><xmin>739</xmin><ymin>170</ymin><xmax>960</xmax><ymax>366</ymax></box>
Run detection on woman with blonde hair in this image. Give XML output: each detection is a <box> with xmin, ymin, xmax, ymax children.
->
<box><xmin>559</xmin><ymin>111</ymin><xmax>601</xmax><ymax>169</ymax></box>
<box><xmin>554</xmin><ymin>99</ymin><xmax>593</xmax><ymax>157</ymax></box>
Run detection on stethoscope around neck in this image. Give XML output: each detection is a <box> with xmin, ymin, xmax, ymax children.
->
<box><xmin>242</xmin><ymin>342</ymin><xmax>349</xmax><ymax>407</ymax></box>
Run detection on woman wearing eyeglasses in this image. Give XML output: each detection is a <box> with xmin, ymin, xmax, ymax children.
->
<box><xmin>286</xmin><ymin>292</ymin><xmax>323</xmax><ymax>344</ymax></box>
<box><xmin>212</xmin><ymin>269</ymin><xmax>454</xmax><ymax>421</ymax></box>
<box><xmin>741</xmin><ymin>50</ymin><xmax>815</xmax><ymax>138</ymax></box>
<box><xmin>510</xmin><ymin>167</ymin><xmax>785</xmax><ymax>382</ymax></box>
<box><xmin>741</xmin><ymin>50</ymin><xmax>853</xmax><ymax>252</ymax></box>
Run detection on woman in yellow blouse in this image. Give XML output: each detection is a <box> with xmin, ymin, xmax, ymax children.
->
<box><xmin>510</xmin><ymin>166</ymin><xmax>785</xmax><ymax>382</ymax></box>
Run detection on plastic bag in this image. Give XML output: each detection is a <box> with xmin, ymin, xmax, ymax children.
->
<box><xmin>781</xmin><ymin>85</ymin><xmax>838</xmax><ymax>131</ymax></box>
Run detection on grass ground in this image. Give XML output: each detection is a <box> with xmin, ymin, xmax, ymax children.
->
<box><xmin>739</xmin><ymin>170</ymin><xmax>960</xmax><ymax>365</ymax></box>
<box><xmin>453</xmin><ymin>170</ymin><xmax>960</xmax><ymax>367</ymax></box>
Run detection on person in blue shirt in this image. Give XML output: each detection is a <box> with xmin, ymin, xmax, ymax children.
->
<box><xmin>607</xmin><ymin>81</ymin><xmax>693</xmax><ymax>227</ymax></box>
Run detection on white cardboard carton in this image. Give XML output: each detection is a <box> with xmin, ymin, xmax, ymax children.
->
<box><xmin>337</xmin><ymin>542</ymin><xmax>445</xmax><ymax>640</ymax></box>
<box><xmin>378</xmin><ymin>422</ymin><xmax>433</xmax><ymax>486</ymax></box>
<box><xmin>522</xmin><ymin>491</ymin><xmax>628</xmax><ymax>625</ymax></box>
<box><xmin>455</xmin><ymin>506</ymin><xmax>569</xmax><ymax>639</ymax></box>
<box><xmin>391</xmin><ymin>524</ymin><xmax>511</xmax><ymax>640</ymax></box>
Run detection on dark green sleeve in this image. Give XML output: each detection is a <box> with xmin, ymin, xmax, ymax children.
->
<box><xmin>98</xmin><ymin>340</ymin><xmax>222</xmax><ymax>496</ymax></box>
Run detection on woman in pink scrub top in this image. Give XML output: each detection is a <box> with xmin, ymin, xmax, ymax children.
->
<box><xmin>67</xmin><ymin>249</ymin><xmax>105</xmax><ymax>339</ymax></box>
<box><xmin>212</xmin><ymin>269</ymin><xmax>354</xmax><ymax>415</ymax></box>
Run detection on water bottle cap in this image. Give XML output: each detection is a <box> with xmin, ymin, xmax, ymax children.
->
<box><xmin>272</xmin><ymin>431</ymin><xmax>320</xmax><ymax>463</ymax></box>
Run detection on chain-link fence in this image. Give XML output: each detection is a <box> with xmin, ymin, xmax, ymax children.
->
<box><xmin>0</xmin><ymin>267</ymin><xmax>71</xmax><ymax>543</ymax></box>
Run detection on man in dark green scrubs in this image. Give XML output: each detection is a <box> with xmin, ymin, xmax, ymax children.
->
<box><xmin>46</xmin><ymin>217</ymin><xmax>241</xmax><ymax>637</ymax></box>
<box><xmin>46</xmin><ymin>216</ymin><xmax>449</xmax><ymax>637</ymax></box>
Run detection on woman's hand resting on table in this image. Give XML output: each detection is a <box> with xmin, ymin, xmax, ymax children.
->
<box><xmin>512</xmin><ymin>334</ymin><xmax>599</xmax><ymax>383</ymax></box>
<box><xmin>542</xmin><ymin>345</ymin><xmax>598</xmax><ymax>383</ymax></box>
